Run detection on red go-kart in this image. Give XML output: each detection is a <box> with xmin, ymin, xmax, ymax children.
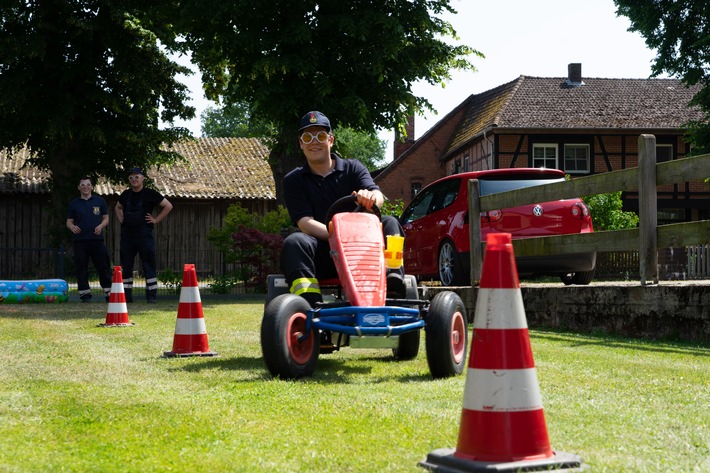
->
<box><xmin>260</xmin><ymin>195</ymin><xmax>468</xmax><ymax>379</ymax></box>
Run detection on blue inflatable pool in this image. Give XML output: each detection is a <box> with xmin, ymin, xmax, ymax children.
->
<box><xmin>0</xmin><ymin>279</ymin><xmax>69</xmax><ymax>303</ymax></box>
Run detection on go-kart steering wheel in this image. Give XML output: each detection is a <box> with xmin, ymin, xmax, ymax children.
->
<box><xmin>325</xmin><ymin>194</ymin><xmax>382</xmax><ymax>228</ymax></box>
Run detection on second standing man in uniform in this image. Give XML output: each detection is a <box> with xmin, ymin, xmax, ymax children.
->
<box><xmin>115</xmin><ymin>167</ymin><xmax>173</xmax><ymax>303</ymax></box>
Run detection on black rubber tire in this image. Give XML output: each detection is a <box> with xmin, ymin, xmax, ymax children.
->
<box><xmin>438</xmin><ymin>239</ymin><xmax>466</xmax><ymax>286</ymax></box>
<box><xmin>425</xmin><ymin>291</ymin><xmax>469</xmax><ymax>379</ymax></box>
<box><xmin>561</xmin><ymin>268</ymin><xmax>595</xmax><ymax>285</ymax></box>
<box><xmin>391</xmin><ymin>275</ymin><xmax>421</xmax><ymax>360</ymax></box>
<box><xmin>393</xmin><ymin>330</ymin><xmax>420</xmax><ymax>360</ymax></box>
<box><xmin>261</xmin><ymin>294</ymin><xmax>319</xmax><ymax>379</ymax></box>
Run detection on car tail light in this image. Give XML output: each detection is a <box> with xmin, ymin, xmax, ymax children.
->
<box><xmin>486</xmin><ymin>209</ymin><xmax>503</xmax><ymax>222</ymax></box>
<box><xmin>570</xmin><ymin>202</ymin><xmax>590</xmax><ymax>219</ymax></box>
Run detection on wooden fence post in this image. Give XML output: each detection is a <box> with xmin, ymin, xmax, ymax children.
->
<box><xmin>468</xmin><ymin>179</ymin><xmax>483</xmax><ymax>285</ymax></box>
<box><xmin>638</xmin><ymin>134</ymin><xmax>658</xmax><ymax>284</ymax></box>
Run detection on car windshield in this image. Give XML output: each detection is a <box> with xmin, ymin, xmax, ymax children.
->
<box><xmin>479</xmin><ymin>177</ymin><xmax>565</xmax><ymax>196</ymax></box>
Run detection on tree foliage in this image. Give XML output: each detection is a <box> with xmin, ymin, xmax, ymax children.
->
<box><xmin>331</xmin><ymin>126</ymin><xmax>386</xmax><ymax>171</ymax></box>
<box><xmin>200</xmin><ymin>102</ymin><xmax>274</xmax><ymax>138</ymax></box>
<box><xmin>615</xmin><ymin>0</ymin><xmax>710</xmax><ymax>154</ymax></box>
<box><xmin>0</xmin><ymin>1</ymin><xmax>195</xmax><ymax>242</ymax></box>
<box><xmin>170</xmin><ymin>0</ymin><xmax>480</xmax><ymax>202</ymax></box>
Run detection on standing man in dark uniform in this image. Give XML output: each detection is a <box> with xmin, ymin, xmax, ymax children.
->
<box><xmin>281</xmin><ymin>111</ymin><xmax>406</xmax><ymax>309</ymax></box>
<box><xmin>115</xmin><ymin>167</ymin><xmax>173</xmax><ymax>303</ymax></box>
<box><xmin>66</xmin><ymin>176</ymin><xmax>113</xmax><ymax>302</ymax></box>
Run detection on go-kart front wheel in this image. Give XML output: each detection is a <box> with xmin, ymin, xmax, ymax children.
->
<box><xmin>261</xmin><ymin>294</ymin><xmax>319</xmax><ymax>379</ymax></box>
<box><xmin>425</xmin><ymin>291</ymin><xmax>468</xmax><ymax>379</ymax></box>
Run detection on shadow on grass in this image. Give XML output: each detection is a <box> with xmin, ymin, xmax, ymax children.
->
<box><xmin>166</xmin><ymin>353</ymin><xmax>433</xmax><ymax>383</ymax></box>
<box><xmin>532</xmin><ymin>328</ymin><xmax>710</xmax><ymax>357</ymax></box>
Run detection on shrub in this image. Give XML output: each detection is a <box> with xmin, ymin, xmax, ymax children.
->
<box><xmin>158</xmin><ymin>268</ymin><xmax>182</xmax><ymax>294</ymax></box>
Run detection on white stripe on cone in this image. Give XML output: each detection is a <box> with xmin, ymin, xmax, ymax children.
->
<box><xmin>111</xmin><ymin>282</ymin><xmax>125</xmax><ymax>293</ymax></box>
<box><xmin>179</xmin><ymin>286</ymin><xmax>201</xmax><ymax>303</ymax></box>
<box><xmin>174</xmin><ymin>317</ymin><xmax>207</xmax><ymax>335</ymax></box>
<box><xmin>107</xmin><ymin>302</ymin><xmax>128</xmax><ymax>313</ymax></box>
<box><xmin>462</xmin><ymin>368</ymin><xmax>543</xmax><ymax>412</ymax></box>
<box><xmin>473</xmin><ymin>288</ymin><xmax>527</xmax><ymax>329</ymax></box>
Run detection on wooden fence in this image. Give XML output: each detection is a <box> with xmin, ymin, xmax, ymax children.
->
<box><xmin>468</xmin><ymin>134</ymin><xmax>710</xmax><ymax>285</ymax></box>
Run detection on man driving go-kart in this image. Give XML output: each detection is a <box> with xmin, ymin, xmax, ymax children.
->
<box><xmin>280</xmin><ymin>111</ymin><xmax>407</xmax><ymax>311</ymax></box>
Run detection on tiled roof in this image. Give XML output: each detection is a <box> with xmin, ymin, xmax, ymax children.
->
<box><xmin>447</xmin><ymin>75</ymin><xmax>704</xmax><ymax>156</ymax></box>
<box><xmin>0</xmin><ymin>137</ymin><xmax>276</xmax><ymax>200</ymax></box>
<box><xmin>0</xmin><ymin>145</ymin><xmax>51</xmax><ymax>193</ymax></box>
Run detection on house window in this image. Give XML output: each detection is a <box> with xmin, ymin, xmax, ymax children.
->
<box><xmin>463</xmin><ymin>153</ymin><xmax>470</xmax><ymax>172</ymax></box>
<box><xmin>411</xmin><ymin>182</ymin><xmax>422</xmax><ymax>199</ymax></box>
<box><xmin>656</xmin><ymin>144</ymin><xmax>673</xmax><ymax>163</ymax></box>
<box><xmin>563</xmin><ymin>144</ymin><xmax>590</xmax><ymax>174</ymax></box>
<box><xmin>532</xmin><ymin>144</ymin><xmax>557</xmax><ymax>168</ymax></box>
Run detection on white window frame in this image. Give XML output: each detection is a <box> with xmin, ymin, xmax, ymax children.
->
<box><xmin>532</xmin><ymin>144</ymin><xmax>558</xmax><ymax>169</ymax></box>
<box><xmin>563</xmin><ymin>144</ymin><xmax>590</xmax><ymax>174</ymax></box>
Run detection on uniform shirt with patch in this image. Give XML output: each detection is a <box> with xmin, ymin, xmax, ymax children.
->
<box><xmin>67</xmin><ymin>195</ymin><xmax>109</xmax><ymax>241</ymax></box>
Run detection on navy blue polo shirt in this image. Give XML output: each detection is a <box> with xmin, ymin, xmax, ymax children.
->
<box><xmin>283</xmin><ymin>154</ymin><xmax>379</xmax><ymax>225</ymax></box>
<box><xmin>67</xmin><ymin>195</ymin><xmax>109</xmax><ymax>241</ymax></box>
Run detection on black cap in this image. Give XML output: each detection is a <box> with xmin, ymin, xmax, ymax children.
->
<box><xmin>298</xmin><ymin>111</ymin><xmax>331</xmax><ymax>132</ymax></box>
<box><xmin>127</xmin><ymin>167</ymin><xmax>144</xmax><ymax>176</ymax></box>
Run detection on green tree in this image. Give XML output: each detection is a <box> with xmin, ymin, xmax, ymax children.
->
<box><xmin>332</xmin><ymin>126</ymin><xmax>386</xmax><ymax>171</ymax></box>
<box><xmin>171</xmin><ymin>0</ymin><xmax>480</xmax><ymax>203</ymax></box>
<box><xmin>583</xmin><ymin>192</ymin><xmax>640</xmax><ymax>231</ymax></box>
<box><xmin>201</xmin><ymin>102</ymin><xmax>274</xmax><ymax>138</ymax></box>
<box><xmin>0</xmin><ymin>1</ymin><xmax>194</xmax><ymax>242</ymax></box>
<box><xmin>615</xmin><ymin>0</ymin><xmax>710</xmax><ymax>154</ymax></box>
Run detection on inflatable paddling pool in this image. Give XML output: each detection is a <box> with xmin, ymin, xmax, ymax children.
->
<box><xmin>0</xmin><ymin>279</ymin><xmax>69</xmax><ymax>303</ymax></box>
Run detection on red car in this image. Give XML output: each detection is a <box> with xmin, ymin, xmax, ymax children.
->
<box><xmin>399</xmin><ymin>168</ymin><xmax>596</xmax><ymax>286</ymax></box>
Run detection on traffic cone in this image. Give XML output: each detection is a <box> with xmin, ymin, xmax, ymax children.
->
<box><xmin>98</xmin><ymin>266</ymin><xmax>134</xmax><ymax>327</ymax></box>
<box><xmin>163</xmin><ymin>264</ymin><xmax>217</xmax><ymax>357</ymax></box>
<box><xmin>419</xmin><ymin>233</ymin><xmax>587</xmax><ymax>472</ymax></box>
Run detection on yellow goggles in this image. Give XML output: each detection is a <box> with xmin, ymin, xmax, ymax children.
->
<box><xmin>300</xmin><ymin>131</ymin><xmax>331</xmax><ymax>144</ymax></box>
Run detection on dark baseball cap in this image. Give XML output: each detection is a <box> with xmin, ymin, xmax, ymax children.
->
<box><xmin>298</xmin><ymin>111</ymin><xmax>331</xmax><ymax>132</ymax></box>
<box><xmin>127</xmin><ymin>167</ymin><xmax>144</xmax><ymax>176</ymax></box>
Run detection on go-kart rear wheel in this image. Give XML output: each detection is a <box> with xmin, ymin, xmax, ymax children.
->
<box><xmin>425</xmin><ymin>291</ymin><xmax>468</xmax><ymax>379</ymax></box>
<box><xmin>392</xmin><ymin>275</ymin><xmax>421</xmax><ymax>360</ymax></box>
<box><xmin>393</xmin><ymin>330</ymin><xmax>420</xmax><ymax>360</ymax></box>
<box><xmin>261</xmin><ymin>294</ymin><xmax>319</xmax><ymax>379</ymax></box>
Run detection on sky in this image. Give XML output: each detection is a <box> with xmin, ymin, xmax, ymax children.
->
<box><xmin>171</xmin><ymin>0</ymin><xmax>661</xmax><ymax>161</ymax></box>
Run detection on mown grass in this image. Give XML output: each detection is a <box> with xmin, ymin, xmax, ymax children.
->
<box><xmin>1</xmin><ymin>298</ymin><xmax>708</xmax><ymax>472</ymax></box>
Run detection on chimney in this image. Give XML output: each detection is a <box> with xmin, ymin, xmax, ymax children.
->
<box><xmin>565</xmin><ymin>63</ymin><xmax>584</xmax><ymax>87</ymax></box>
<box><xmin>394</xmin><ymin>115</ymin><xmax>415</xmax><ymax>159</ymax></box>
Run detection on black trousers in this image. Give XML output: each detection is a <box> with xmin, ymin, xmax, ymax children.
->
<box><xmin>120</xmin><ymin>226</ymin><xmax>158</xmax><ymax>302</ymax></box>
<box><xmin>73</xmin><ymin>239</ymin><xmax>112</xmax><ymax>300</ymax></box>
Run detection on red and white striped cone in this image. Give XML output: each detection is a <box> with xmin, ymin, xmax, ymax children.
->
<box><xmin>419</xmin><ymin>233</ymin><xmax>587</xmax><ymax>473</ymax></box>
<box><xmin>98</xmin><ymin>266</ymin><xmax>134</xmax><ymax>327</ymax></box>
<box><xmin>162</xmin><ymin>264</ymin><xmax>217</xmax><ymax>358</ymax></box>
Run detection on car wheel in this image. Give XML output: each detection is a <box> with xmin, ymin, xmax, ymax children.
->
<box><xmin>560</xmin><ymin>268</ymin><xmax>595</xmax><ymax>285</ymax></box>
<box><xmin>425</xmin><ymin>291</ymin><xmax>469</xmax><ymax>379</ymax></box>
<box><xmin>438</xmin><ymin>240</ymin><xmax>466</xmax><ymax>286</ymax></box>
<box><xmin>261</xmin><ymin>294</ymin><xmax>319</xmax><ymax>379</ymax></box>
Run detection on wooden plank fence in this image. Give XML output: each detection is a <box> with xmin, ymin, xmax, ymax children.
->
<box><xmin>468</xmin><ymin>134</ymin><xmax>710</xmax><ymax>285</ymax></box>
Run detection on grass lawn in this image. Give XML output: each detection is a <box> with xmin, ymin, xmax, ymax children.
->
<box><xmin>1</xmin><ymin>296</ymin><xmax>708</xmax><ymax>472</ymax></box>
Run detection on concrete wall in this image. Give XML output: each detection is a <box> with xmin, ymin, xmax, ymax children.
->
<box><xmin>425</xmin><ymin>282</ymin><xmax>710</xmax><ymax>342</ymax></box>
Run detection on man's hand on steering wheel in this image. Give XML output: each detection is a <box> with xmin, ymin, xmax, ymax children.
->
<box><xmin>353</xmin><ymin>189</ymin><xmax>379</xmax><ymax>212</ymax></box>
